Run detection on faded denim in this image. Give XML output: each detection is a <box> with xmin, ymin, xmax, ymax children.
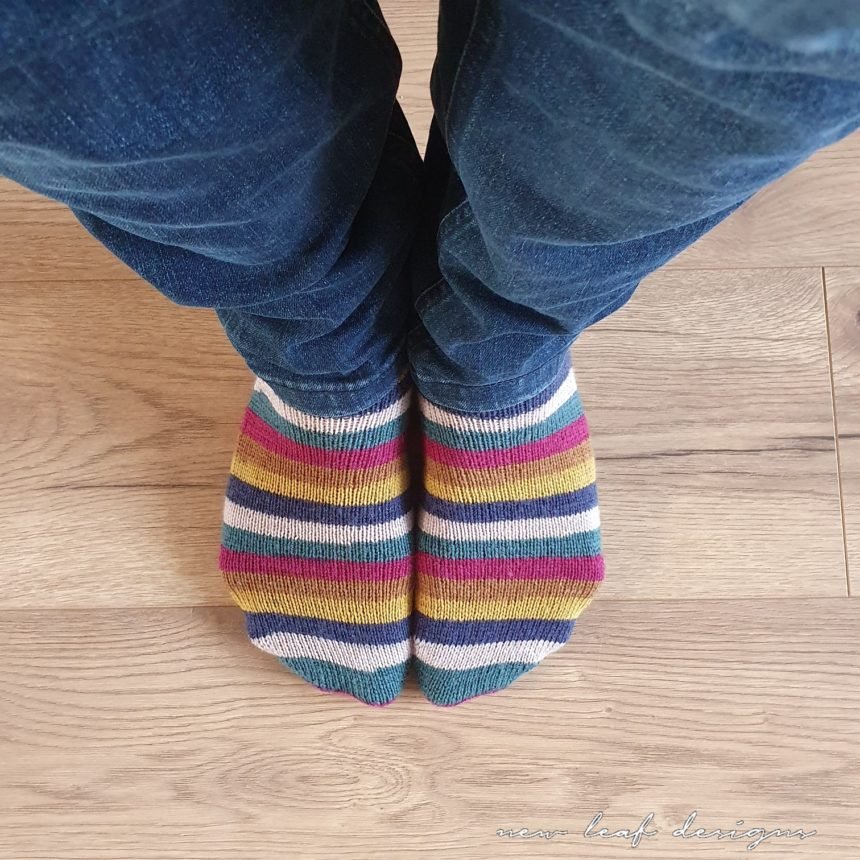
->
<box><xmin>1</xmin><ymin>1</ymin><xmax>859</xmax><ymax>414</ymax></box>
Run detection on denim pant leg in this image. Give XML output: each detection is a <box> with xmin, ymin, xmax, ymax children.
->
<box><xmin>409</xmin><ymin>0</ymin><xmax>860</xmax><ymax>412</ymax></box>
<box><xmin>0</xmin><ymin>0</ymin><xmax>422</xmax><ymax>417</ymax></box>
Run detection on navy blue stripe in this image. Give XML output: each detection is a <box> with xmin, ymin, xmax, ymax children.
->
<box><xmin>411</xmin><ymin>613</ymin><xmax>574</xmax><ymax>645</ymax></box>
<box><xmin>226</xmin><ymin>476</ymin><xmax>410</xmax><ymax>525</ymax></box>
<box><xmin>246</xmin><ymin>613</ymin><xmax>409</xmax><ymax>645</ymax></box>
<box><xmin>421</xmin><ymin>483</ymin><xmax>598</xmax><ymax>523</ymax></box>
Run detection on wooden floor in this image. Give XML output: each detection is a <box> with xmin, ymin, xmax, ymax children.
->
<box><xmin>2</xmin><ymin>5</ymin><xmax>859</xmax><ymax>859</ymax></box>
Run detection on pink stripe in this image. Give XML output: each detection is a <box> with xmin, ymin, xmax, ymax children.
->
<box><xmin>416</xmin><ymin>552</ymin><xmax>604</xmax><ymax>582</ymax></box>
<box><xmin>424</xmin><ymin>415</ymin><xmax>590</xmax><ymax>469</ymax></box>
<box><xmin>241</xmin><ymin>409</ymin><xmax>404</xmax><ymax>468</ymax></box>
<box><xmin>220</xmin><ymin>548</ymin><xmax>410</xmax><ymax>582</ymax></box>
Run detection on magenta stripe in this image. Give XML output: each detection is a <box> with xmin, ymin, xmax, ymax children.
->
<box><xmin>416</xmin><ymin>552</ymin><xmax>604</xmax><ymax>582</ymax></box>
<box><xmin>424</xmin><ymin>415</ymin><xmax>590</xmax><ymax>469</ymax></box>
<box><xmin>241</xmin><ymin>409</ymin><xmax>404</xmax><ymax>468</ymax></box>
<box><xmin>220</xmin><ymin>547</ymin><xmax>410</xmax><ymax>582</ymax></box>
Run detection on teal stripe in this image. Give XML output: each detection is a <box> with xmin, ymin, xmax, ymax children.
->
<box><xmin>249</xmin><ymin>390</ymin><xmax>406</xmax><ymax>450</ymax></box>
<box><xmin>418</xmin><ymin>529</ymin><xmax>602</xmax><ymax>560</ymax></box>
<box><xmin>422</xmin><ymin>392</ymin><xmax>584</xmax><ymax>451</ymax></box>
<box><xmin>222</xmin><ymin>524</ymin><xmax>411</xmax><ymax>562</ymax></box>
<box><xmin>280</xmin><ymin>657</ymin><xmax>407</xmax><ymax>705</ymax></box>
<box><xmin>415</xmin><ymin>659</ymin><xmax>537</xmax><ymax>706</ymax></box>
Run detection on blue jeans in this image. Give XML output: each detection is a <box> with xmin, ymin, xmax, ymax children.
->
<box><xmin>2</xmin><ymin>1</ymin><xmax>859</xmax><ymax>415</ymax></box>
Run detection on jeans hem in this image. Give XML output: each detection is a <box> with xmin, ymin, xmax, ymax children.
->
<box><xmin>412</xmin><ymin>350</ymin><xmax>570</xmax><ymax>413</ymax></box>
<box><xmin>262</xmin><ymin>354</ymin><xmax>408</xmax><ymax>418</ymax></box>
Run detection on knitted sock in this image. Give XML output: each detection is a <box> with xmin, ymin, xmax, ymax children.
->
<box><xmin>414</xmin><ymin>362</ymin><xmax>604</xmax><ymax>705</ymax></box>
<box><xmin>219</xmin><ymin>377</ymin><xmax>413</xmax><ymax>706</ymax></box>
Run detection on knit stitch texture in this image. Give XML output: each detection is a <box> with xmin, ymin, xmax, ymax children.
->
<box><xmin>219</xmin><ymin>378</ymin><xmax>413</xmax><ymax>705</ymax></box>
<box><xmin>413</xmin><ymin>362</ymin><xmax>604</xmax><ymax>705</ymax></box>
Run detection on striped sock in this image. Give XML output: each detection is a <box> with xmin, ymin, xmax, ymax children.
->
<box><xmin>219</xmin><ymin>378</ymin><xmax>413</xmax><ymax>706</ymax></box>
<box><xmin>414</xmin><ymin>362</ymin><xmax>604</xmax><ymax>705</ymax></box>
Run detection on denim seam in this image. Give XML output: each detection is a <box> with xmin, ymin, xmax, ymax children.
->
<box><xmin>413</xmin><ymin>276</ymin><xmax>446</xmax><ymax>315</ymax></box>
<box><xmin>408</xmin><ymin>197</ymin><xmax>473</xmax><ymax>337</ymax></box>
<box><xmin>443</xmin><ymin>0</ymin><xmax>485</xmax><ymax>157</ymax></box>
<box><xmin>437</xmin><ymin>194</ymin><xmax>474</xmax><ymax>247</ymax></box>
<box><xmin>425</xmin><ymin>197</ymin><xmax>473</xmax><ymax>293</ymax></box>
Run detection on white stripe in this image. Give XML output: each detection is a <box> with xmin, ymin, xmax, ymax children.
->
<box><xmin>414</xmin><ymin>638</ymin><xmax>565</xmax><ymax>670</ymax></box>
<box><xmin>253</xmin><ymin>632</ymin><xmax>409</xmax><ymax>671</ymax></box>
<box><xmin>419</xmin><ymin>368</ymin><xmax>577</xmax><ymax>433</ymax></box>
<box><xmin>255</xmin><ymin>378</ymin><xmax>410</xmax><ymax>434</ymax></box>
<box><xmin>224</xmin><ymin>499</ymin><xmax>412</xmax><ymax>544</ymax></box>
<box><xmin>419</xmin><ymin>507</ymin><xmax>599</xmax><ymax>541</ymax></box>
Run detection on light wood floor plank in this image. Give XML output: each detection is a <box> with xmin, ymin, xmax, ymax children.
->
<box><xmin>383</xmin><ymin>0</ymin><xmax>436</xmax><ymax>147</ymax></box>
<box><xmin>0</xmin><ymin>487</ymin><xmax>223</xmax><ymax>609</ymax></box>
<box><xmin>2</xmin><ymin>7</ymin><xmax>858</xmax><ymax>855</ymax></box>
<box><xmin>0</xmin><ymin>268</ymin><xmax>844</xmax><ymax>607</ymax></box>
<box><xmin>1</xmin><ymin>600</ymin><xmax>857</xmax><ymax>859</ymax></box>
<box><xmin>0</xmin><ymin>180</ymin><xmax>130</xmax><ymax>282</ymax></box>
<box><xmin>0</xmin><ymin>280</ymin><xmax>247</xmax><ymax>608</ymax></box>
<box><xmin>0</xmin><ymin>280</ymin><xmax>248</xmax><ymax>494</ymax></box>
<box><xmin>823</xmin><ymin>268</ymin><xmax>860</xmax><ymax>592</ymax></box>
<box><xmin>577</xmin><ymin>266</ymin><xmax>846</xmax><ymax>599</ymax></box>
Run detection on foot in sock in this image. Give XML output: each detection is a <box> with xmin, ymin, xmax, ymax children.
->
<box><xmin>219</xmin><ymin>377</ymin><xmax>413</xmax><ymax>706</ymax></box>
<box><xmin>413</xmin><ymin>363</ymin><xmax>604</xmax><ymax>705</ymax></box>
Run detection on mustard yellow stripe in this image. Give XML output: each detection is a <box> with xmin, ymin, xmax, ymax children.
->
<box><xmin>426</xmin><ymin>441</ymin><xmax>591</xmax><ymax>484</ymax></box>
<box><xmin>416</xmin><ymin>593</ymin><xmax>598</xmax><ymax>621</ymax></box>
<box><xmin>425</xmin><ymin>459</ymin><xmax>596</xmax><ymax>504</ymax></box>
<box><xmin>416</xmin><ymin>573</ymin><xmax>596</xmax><ymax>601</ymax></box>
<box><xmin>231</xmin><ymin>455</ymin><xmax>409</xmax><ymax>505</ymax></box>
<box><xmin>236</xmin><ymin>434</ymin><xmax>402</xmax><ymax>488</ymax></box>
<box><xmin>231</xmin><ymin>589</ymin><xmax>410</xmax><ymax>624</ymax></box>
<box><xmin>226</xmin><ymin>571</ymin><xmax>410</xmax><ymax>600</ymax></box>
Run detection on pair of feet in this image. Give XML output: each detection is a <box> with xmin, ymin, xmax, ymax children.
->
<box><xmin>219</xmin><ymin>361</ymin><xmax>604</xmax><ymax>706</ymax></box>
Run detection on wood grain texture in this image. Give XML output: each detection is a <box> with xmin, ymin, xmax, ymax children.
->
<box><xmin>384</xmin><ymin>0</ymin><xmax>436</xmax><ymax>147</ymax></box>
<box><xmin>823</xmin><ymin>268</ymin><xmax>860</xmax><ymax>592</ymax></box>
<box><xmin>0</xmin><ymin>270</ymin><xmax>844</xmax><ymax>608</ymax></box>
<box><xmin>0</xmin><ymin>487</ymin><xmax>223</xmax><ymax>608</ymax></box>
<box><xmin>1</xmin><ymin>600</ymin><xmax>858</xmax><ymax>860</ymax></box>
<box><xmin>0</xmin><ymin>281</ymin><xmax>248</xmax><ymax>494</ymax></box>
<box><xmin>0</xmin><ymin>280</ymin><xmax>248</xmax><ymax>608</ymax></box>
<box><xmin>0</xmin><ymin>180</ymin><xmax>131</xmax><ymax>281</ymax></box>
<box><xmin>2</xmin><ymin>3</ymin><xmax>860</xmax><ymax>857</ymax></box>
<box><xmin>576</xmin><ymin>267</ymin><xmax>846</xmax><ymax>599</ymax></box>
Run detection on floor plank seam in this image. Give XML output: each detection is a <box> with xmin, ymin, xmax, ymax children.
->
<box><xmin>1</xmin><ymin>594</ymin><xmax>857</xmax><ymax>616</ymax></box>
<box><xmin>821</xmin><ymin>266</ymin><xmax>853</xmax><ymax>595</ymax></box>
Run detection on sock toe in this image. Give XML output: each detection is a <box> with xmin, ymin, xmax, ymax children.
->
<box><xmin>414</xmin><ymin>660</ymin><xmax>538</xmax><ymax>706</ymax></box>
<box><xmin>280</xmin><ymin>657</ymin><xmax>408</xmax><ymax>706</ymax></box>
